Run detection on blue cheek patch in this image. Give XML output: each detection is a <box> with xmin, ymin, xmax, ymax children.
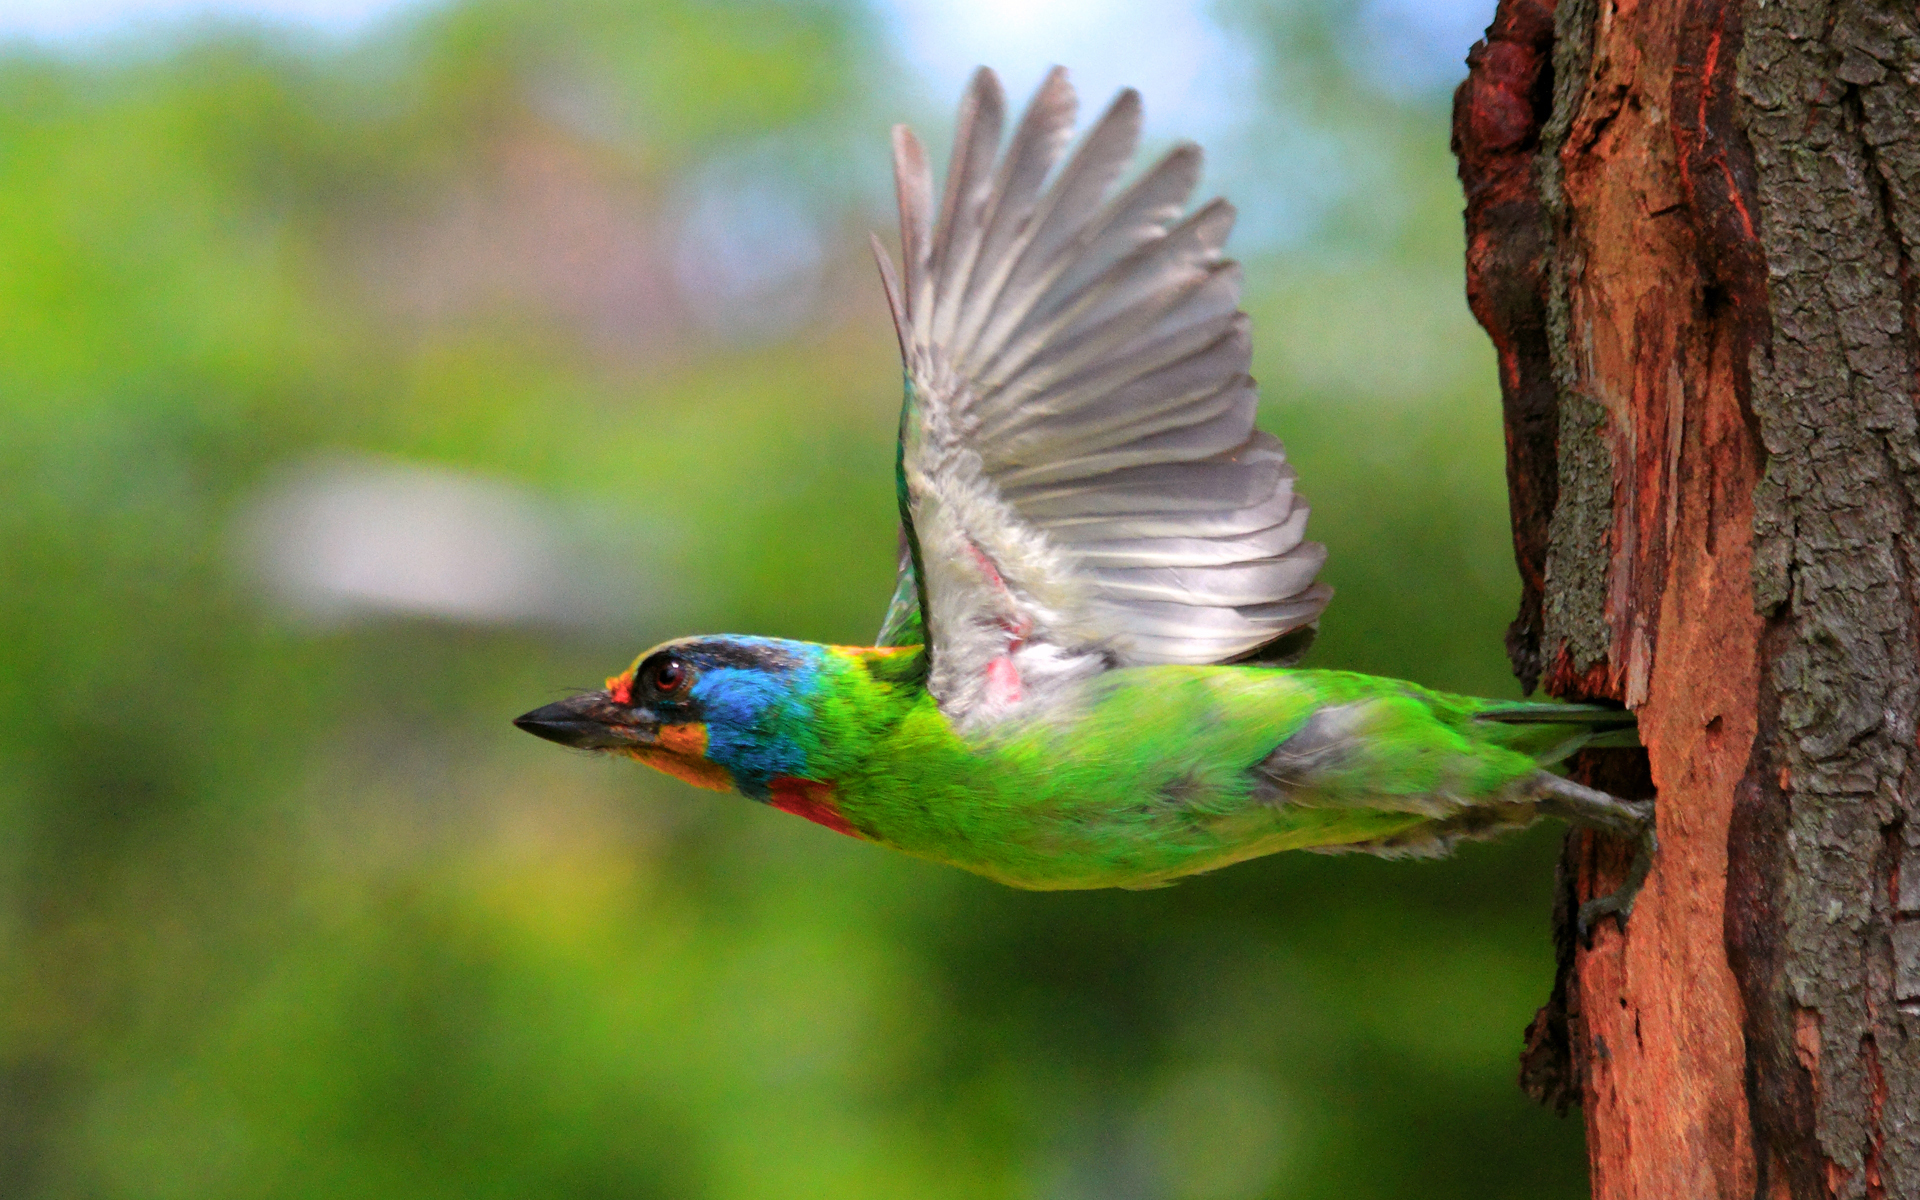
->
<box><xmin>693</xmin><ymin>666</ymin><xmax>818</xmax><ymax>798</ymax></box>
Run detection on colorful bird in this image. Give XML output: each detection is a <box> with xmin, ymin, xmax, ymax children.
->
<box><xmin>516</xmin><ymin>67</ymin><xmax>1654</xmax><ymax>929</ymax></box>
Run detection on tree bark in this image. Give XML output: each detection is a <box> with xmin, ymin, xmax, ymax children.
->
<box><xmin>1454</xmin><ymin>0</ymin><xmax>1920</xmax><ymax>1196</ymax></box>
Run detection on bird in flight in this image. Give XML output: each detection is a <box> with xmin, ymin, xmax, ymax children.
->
<box><xmin>516</xmin><ymin>67</ymin><xmax>1654</xmax><ymax>931</ymax></box>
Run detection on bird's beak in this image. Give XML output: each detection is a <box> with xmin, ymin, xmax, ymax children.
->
<box><xmin>513</xmin><ymin>692</ymin><xmax>657</xmax><ymax>751</ymax></box>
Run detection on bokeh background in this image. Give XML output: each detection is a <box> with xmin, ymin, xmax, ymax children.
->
<box><xmin>0</xmin><ymin>0</ymin><xmax>1589</xmax><ymax>1196</ymax></box>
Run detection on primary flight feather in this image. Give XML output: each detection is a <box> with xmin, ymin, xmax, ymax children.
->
<box><xmin>515</xmin><ymin>67</ymin><xmax>1654</xmax><ymax>926</ymax></box>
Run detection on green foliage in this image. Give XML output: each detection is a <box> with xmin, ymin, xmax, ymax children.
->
<box><xmin>0</xmin><ymin>4</ymin><xmax>1582</xmax><ymax>1197</ymax></box>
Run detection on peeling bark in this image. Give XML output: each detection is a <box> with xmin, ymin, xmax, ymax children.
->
<box><xmin>1455</xmin><ymin>0</ymin><xmax>1920</xmax><ymax>1195</ymax></box>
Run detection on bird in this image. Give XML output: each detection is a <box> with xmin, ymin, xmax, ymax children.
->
<box><xmin>515</xmin><ymin>66</ymin><xmax>1655</xmax><ymax>931</ymax></box>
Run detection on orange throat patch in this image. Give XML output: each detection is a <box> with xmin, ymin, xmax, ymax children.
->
<box><xmin>621</xmin><ymin>722</ymin><xmax>733</xmax><ymax>791</ymax></box>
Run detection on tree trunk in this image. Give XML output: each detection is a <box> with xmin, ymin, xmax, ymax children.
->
<box><xmin>1453</xmin><ymin>0</ymin><xmax>1920</xmax><ymax>1195</ymax></box>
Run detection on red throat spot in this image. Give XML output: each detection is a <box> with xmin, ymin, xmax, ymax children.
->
<box><xmin>768</xmin><ymin>778</ymin><xmax>864</xmax><ymax>840</ymax></box>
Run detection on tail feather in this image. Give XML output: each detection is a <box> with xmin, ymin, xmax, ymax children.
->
<box><xmin>1473</xmin><ymin>702</ymin><xmax>1635</xmax><ymax>728</ymax></box>
<box><xmin>1579</xmin><ymin>726</ymin><xmax>1642</xmax><ymax>749</ymax></box>
<box><xmin>1470</xmin><ymin>701</ymin><xmax>1639</xmax><ymax>763</ymax></box>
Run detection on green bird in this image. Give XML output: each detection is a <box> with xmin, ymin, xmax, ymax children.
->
<box><xmin>516</xmin><ymin>67</ymin><xmax>1654</xmax><ymax>929</ymax></box>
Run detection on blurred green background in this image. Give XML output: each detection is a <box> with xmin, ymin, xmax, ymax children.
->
<box><xmin>0</xmin><ymin>0</ymin><xmax>1588</xmax><ymax>1196</ymax></box>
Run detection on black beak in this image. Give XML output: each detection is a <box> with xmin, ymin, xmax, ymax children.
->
<box><xmin>513</xmin><ymin>693</ymin><xmax>654</xmax><ymax>751</ymax></box>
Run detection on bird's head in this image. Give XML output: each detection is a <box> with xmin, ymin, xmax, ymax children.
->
<box><xmin>513</xmin><ymin>636</ymin><xmax>823</xmax><ymax>797</ymax></box>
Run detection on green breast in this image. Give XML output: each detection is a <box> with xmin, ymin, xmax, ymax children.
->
<box><xmin>826</xmin><ymin>666</ymin><xmax>1480</xmax><ymax>890</ymax></box>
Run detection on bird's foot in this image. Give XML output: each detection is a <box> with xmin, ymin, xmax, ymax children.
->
<box><xmin>1575</xmin><ymin>822</ymin><xmax>1657</xmax><ymax>946</ymax></box>
<box><xmin>1530</xmin><ymin>771</ymin><xmax>1658</xmax><ymax>945</ymax></box>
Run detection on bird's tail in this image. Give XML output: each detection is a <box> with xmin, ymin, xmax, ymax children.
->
<box><xmin>1470</xmin><ymin>701</ymin><xmax>1639</xmax><ymax>761</ymax></box>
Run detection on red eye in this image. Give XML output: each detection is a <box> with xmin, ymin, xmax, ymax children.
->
<box><xmin>652</xmin><ymin>657</ymin><xmax>688</xmax><ymax>694</ymax></box>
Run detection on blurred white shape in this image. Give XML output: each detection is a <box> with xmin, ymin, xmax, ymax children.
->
<box><xmin>876</xmin><ymin>0</ymin><xmax>1260</xmax><ymax>143</ymax></box>
<box><xmin>239</xmin><ymin>455</ymin><xmax>634</xmax><ymax>627</ymax></box>
<box><xmin>1356</xmin><ymin>0</ymin><xmax>1494</xmax><ymax>95</ymax></box>
<box><xmin>672</xmin><ymin>161</ymin><xmax>825</xmax><ymax>342</ymax></box>
<box><xmin>0</xmin><ymin>0</ymin><xmax>426</xmax><ymax>42</ymax></box>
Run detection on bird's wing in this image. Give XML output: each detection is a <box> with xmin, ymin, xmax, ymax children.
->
<box><xmin>872</xmin><ymin>66</ymin><xmax>1330</xmax><ymax>726</ymax></box>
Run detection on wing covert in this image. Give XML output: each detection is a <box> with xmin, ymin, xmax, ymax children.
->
<box><xmin>873</xmin><ymin>66</ymin><xmax>1330</xmax><ymax>725</ymax></box>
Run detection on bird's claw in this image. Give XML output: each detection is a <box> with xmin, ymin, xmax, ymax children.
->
<box><xmin>1576</xmin><ymin>824</ymin><xmax>1658</xmax><ymax>947</ymax></box>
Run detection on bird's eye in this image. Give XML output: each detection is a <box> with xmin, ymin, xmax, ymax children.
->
<box><xmin>651</xmin><ymin>656</ymin><xmax>689</xmax><ymax>695</ymax></box>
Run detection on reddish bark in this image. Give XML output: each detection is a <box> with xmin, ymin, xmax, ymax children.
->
<box><xmin>1456</xmin><ymin>0</ymin><xmax>1920</xmax><ymax>1195</ymax></box>
<box><xmin>1528</xmin><ymin>0</ymin><xmax>1758</xmax><ymax>1190</ymax></box>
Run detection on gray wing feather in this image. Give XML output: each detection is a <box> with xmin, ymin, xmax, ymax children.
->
<box><xmin>1062</xmin><ymin>504</ymin><xmax>1311</xmax><ymax>565</ymax></box>
<box><xmin>972</xmin><ymin>146</ymin><xmax>1206</xmax><ymax>387</ymax></box>
<box><xmin>1040</xmin><ymin>486</ymin><xmax>1301</xmax><ymax>539</ymax></box>
<box><xmin>950</xmin><ymin>68</ymin><xmax>1077</xmax><ymax>354</ymax></box>
<box><xmin>927</xmin><ymin>71</ymin><xmax>1005</xmax><ymax>345</ymax></box>
<box><xmin>891</xmin><ymin>127</ymin><xmax>934</xmax><ymax>326</ymax></box>
<box><xmin>987</xmin><ymin>328</ymin><xmax>1253</xmax><ymax>470</ymax></box>
<box><xmin>979</xmin><ymin>199</ymin><xmax>1234</xmax><ymax>409</ymax></box>
<box><xmin>875</xmin><ymin>67</ymin><xmax>1331</xmax><ymax>726</ymax></box>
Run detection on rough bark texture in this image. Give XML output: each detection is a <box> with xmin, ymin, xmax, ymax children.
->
<box><xmin>1455</xmin><ymin>0</ymin><xmax>1920</xmax><ymax>1195</ymax></box>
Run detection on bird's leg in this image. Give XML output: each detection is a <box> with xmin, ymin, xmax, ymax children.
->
<box><xmin>1531</xmin><ymin>771</ymin><xmax>1651</xmax><ymax>836</ymax></box>
<box><xmin>1529</xmin><ymin>771</ymin><xmax>1658</xmax><ymax>943</ymax></box>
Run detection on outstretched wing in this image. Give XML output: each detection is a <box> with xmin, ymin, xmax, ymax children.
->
<box><xmin>872</xmin><ymin>66</ymin><xmax>1330</xmax><ymax>727</ymax></box>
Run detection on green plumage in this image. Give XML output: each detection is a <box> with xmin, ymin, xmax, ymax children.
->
<box><xmin>783</xmin><ymin>647</ymin><xmax>1631</xmax><ymax>890</ymax></box>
